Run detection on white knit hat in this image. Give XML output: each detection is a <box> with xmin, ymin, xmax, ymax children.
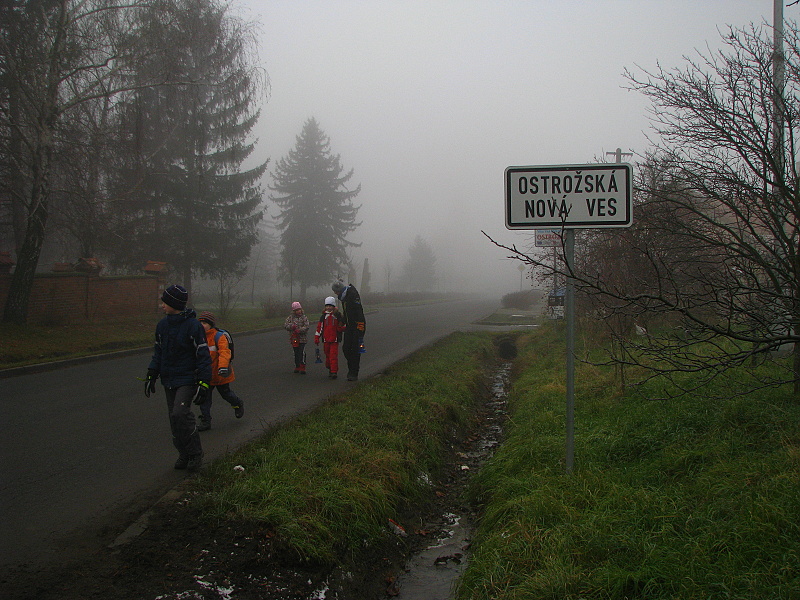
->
<box><xmin>325</xmin><ymin>296</ymin><xmax>337</xmax><ymax>306</ymax></box>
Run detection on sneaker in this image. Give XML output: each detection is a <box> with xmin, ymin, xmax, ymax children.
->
<box><xmin>347</xmin><ymin>373</ymin><xmax>358</xmax><ymax>381</ymax></box>
<box><xmin>329</xmin><ymin>373</ymin><xmax>337</xmax><ymax>379</ymax></box>
<box><xmin>233</xmin><ymin>403</ymin><xmax>244</xmax><ymax>419</ymax></box>
<box><xmin>187</xmin><ymin>453</ymin><xmax>203</xmax><ymax>472</ymax></box>
<box><xmin>174</xmin><ymin>456</ymin><xmax>189</xmax><ymax>470</ymax></box>
<box><xmin>198</xmin><ymin>419</ymin><xmax>211</xmax><ymax>431</ymax></box>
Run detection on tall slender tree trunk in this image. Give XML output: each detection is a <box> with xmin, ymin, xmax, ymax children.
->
<box><xmin>3</xmin><ymin>169</ymin><xmax>50</xmax><ymax>323</ymax></box>
<box><xmin>2</xmin><ymin>1</ymin><xmax>66</xmax><ymax>324</ymax></box>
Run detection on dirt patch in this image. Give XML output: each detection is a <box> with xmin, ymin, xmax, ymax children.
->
<box><xmin>1</xmin><ymin>368</ymin><xmax>508</xmax><ymax>600</ymax></box>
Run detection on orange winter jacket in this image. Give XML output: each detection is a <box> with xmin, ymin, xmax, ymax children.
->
<box><xmin>205</xmin><ymin>327</ymin><xmax>235</xmax><ymax>386</ymax></box>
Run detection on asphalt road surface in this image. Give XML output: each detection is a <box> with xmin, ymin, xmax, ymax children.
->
<box><xmin>0</xmin><ymin>296</ymin><xmax>505</xmax><ymax>573</ymax></box>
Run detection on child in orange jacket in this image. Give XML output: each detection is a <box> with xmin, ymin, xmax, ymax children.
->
<box><xmin>196</xmin><ymin>311</ymin><xmax>244</xmax><ymax>430</ymax></box>
<box><xmin>314</xmin><ymin>296</ymin><xmax>346</xmax><ymax>378</ymax></box>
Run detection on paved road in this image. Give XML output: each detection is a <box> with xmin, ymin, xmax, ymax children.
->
<box><xmin>0</xmin><ymin>296</ymin><xmax>504</xmax><ymax>572</ymax></box>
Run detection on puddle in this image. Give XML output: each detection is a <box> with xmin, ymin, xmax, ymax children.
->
<box><xmin>389</xmin><ymin>363</ymin><xmax>511</xmax><ymax>600</ymax></box>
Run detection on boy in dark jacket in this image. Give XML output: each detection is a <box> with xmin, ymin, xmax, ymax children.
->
<box><xmin>144</xmin><ymin>285</ymin><xmax>211</xmax><ymax>471</ymax></box>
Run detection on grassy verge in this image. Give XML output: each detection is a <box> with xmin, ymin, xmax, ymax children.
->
<box><xmin>476</xmin><ymin>307</ymin><xmax>542</xmax><ymax>326</ymax></box>
<box><xmin>457</xmin><ymin>325</ymin><xmax>800</xmax><ymax>599</ymax></box>
<box><xmin>191</xmin><ymin>331</ymin><xmax>496</xmax><ymax>563</ymax></box>
<box><xmin>0</xmin><ymin>307</ymin><xmax>279</xmax><ymax>370</ymax></box>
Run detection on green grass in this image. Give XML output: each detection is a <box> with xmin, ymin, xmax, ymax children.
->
<box><xmin>477</xmin><ymin>308</ymin><xmax>542</xmax><ymax>326</ymax></box>
<box><xmin>456</xmin><ymin>325</ymin><xmax>800</xmax><ymax>599</ymax></box>
<box><xmin>0</xmin><ymin>307</ymin><xmax>280</xmax><ymax>369</ymax></box>
<box><xmin>190</xmin><ymin>331</ymin><xmax>496</xmax><ymax>564</ymax></box>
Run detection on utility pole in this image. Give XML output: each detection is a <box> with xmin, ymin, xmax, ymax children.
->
<box><xmin>606</xmin><ymin>147</ymin><xmax>632</xmax><ymax>163</ymax></box>
<box><xmin>773</xmin><ymin>0</ymin><xmax>784</xmax><ymax>177</ymax></box>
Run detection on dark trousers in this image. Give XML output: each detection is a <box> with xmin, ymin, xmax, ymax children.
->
<box><xmin>292</xmin><ymin>343</ymin><xmax>306</xmax><ymax>368</ymax></box>
<box><xmin>198</xmin><ymin>383</ymin><xmax>241</xmax><ymax>422</ymax></box>
<box><xmin>165</xmin><ymin>386</ymin><xmax>202</xmax><ymax>458</ymax></box>
<box><xmin>342</xmin><ymin>331</ymin><xmax>361</xmax><ymax>376</ymax></box>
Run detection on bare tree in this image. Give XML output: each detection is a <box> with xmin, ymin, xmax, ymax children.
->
<box><xmin>487</xmin><ymin>20</ymin><xmax>800</xmax><ymax>396</ymax></box>
<box><xmin>0</xmin><ymin>0</ymin><xmax>163</xmax><ymax>323</ymax></box>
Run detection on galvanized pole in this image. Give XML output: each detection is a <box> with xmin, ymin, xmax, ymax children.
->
<box><xmin>565</xmin><ymin>228</ymin><xmax>575</xmax><ymax>473</ymax></box>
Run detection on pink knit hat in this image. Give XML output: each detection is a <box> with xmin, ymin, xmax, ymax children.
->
<box><xmin>291</xmin><ymin>301</ymin><xmax>302</xmax><ymax>310</ymax></box>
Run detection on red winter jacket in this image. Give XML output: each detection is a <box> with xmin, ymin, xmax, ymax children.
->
<box><xmin>315</xmin><ymin>310</ymin><xmax>346</xmax><ymax>344</ymax></box>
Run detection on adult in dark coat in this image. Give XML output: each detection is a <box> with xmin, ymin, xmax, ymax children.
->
<box><xmin>332</xmin><ymin>280</ymin><xmax>366</xmax><ymax>381</ymax></box>
<box><xmin>144</xmin><ymin>284</ymin><xmax>212</xmax><ymax>471</ymax></box>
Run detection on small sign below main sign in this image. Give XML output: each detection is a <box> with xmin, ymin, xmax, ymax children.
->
<box><xmin>535</xmin><ymin>229</ymin><xmax>562</xmax><ymax>247</ymax></box>
<box><xmin>505</xmin><ymin>163</ymin><xmax>633</xmax><ymax>229</ymax></box>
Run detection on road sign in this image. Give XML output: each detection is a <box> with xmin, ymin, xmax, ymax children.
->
<box><xmin>535</xmin><ymin>229</ymin><xmax>562</xmax><ymax>247</ymax></box>
<box><xmin>505</xmin><ymin>163</ymin><xmax>632</xmax><ymax>229</ymax></box>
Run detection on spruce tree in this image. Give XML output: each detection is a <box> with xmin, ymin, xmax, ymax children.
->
<box><xmin>403</xmin><ymin>235</ymin><xmax>437</xmax><ymax>292</ymax></box>
<box><xmin>109</xmin><ymin>0</ymin><xmax>266</xmax><ymax>291</ymax></box>
<box><xmin>270</xmin><ymin>118</ymin><xmax>361</xmax><ymax>299</ymax></box>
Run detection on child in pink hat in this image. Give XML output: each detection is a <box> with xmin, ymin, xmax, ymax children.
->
<box><xmin>283</xmin><ymin>301</ymin><xmax>310</xmax><ymax>373</ymax></box>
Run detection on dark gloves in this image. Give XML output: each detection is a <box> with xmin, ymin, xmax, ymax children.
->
<box><xmin>144</xmin><ymin>369</ymin><xmax>158</xmax><ymax>397</ymax></box>
<box><xmin>192</xmin><ymin>381</ymin><xmax>211</xmax><ymax>405</ymax></box>
<box><xmin>217</xmin><ymin>367</ymin><xmax>230</xmax><ymax>378</ymax></box>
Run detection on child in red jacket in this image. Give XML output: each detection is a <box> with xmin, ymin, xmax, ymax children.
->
<box><xmin>315</xmin><ymin>296</ymin><xmax>346</xmax><ymax>379</ymax></box>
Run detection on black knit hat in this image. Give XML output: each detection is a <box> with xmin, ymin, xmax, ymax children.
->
<box><xmin>162</xmin><ymin>284</ymin><xmax>188</xmax><ymax>310</ymax></box>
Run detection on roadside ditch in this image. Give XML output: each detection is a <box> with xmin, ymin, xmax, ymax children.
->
<box><xmin>315</xmin><ymin>359</ymin><xmax>512</xmax><ymax>600</ymax></box>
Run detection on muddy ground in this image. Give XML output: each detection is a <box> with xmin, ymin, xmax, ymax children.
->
<box><xmin>2</xmin><ymin>370</ymin><xmax>508</xmax><ymax>600</ymax></box>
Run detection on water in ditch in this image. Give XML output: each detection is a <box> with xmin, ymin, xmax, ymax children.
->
<box><xmin>389</xmin><ymin>362</ymin><xmax>511</xmax><ymax>600</ymax></box>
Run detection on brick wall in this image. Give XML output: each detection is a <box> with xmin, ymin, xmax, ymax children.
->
<box><xmin>0</xmin><ymin>274</ymin><xmax>163</xmax><ymax>324</ymax></box>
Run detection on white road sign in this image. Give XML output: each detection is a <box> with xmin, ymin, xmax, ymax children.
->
<box><xmin>505</xmin><ymin>163</ymin><xmax>632</xmax><ymax>229</ymax></box>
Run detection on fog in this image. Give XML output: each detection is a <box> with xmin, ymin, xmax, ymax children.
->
<box><xmin>238</xmin><ymin>0</ymin><xmax>775</xmax><ymax>294</ymax></box>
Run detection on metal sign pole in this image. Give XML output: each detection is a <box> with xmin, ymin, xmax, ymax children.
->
<box><xmin>505</xmin><ymin>163</ymin><xmax>634</xmax><ymax>475</ymax></box>
<box><xmin>565</xmin><ymin>229</ymin><xmax>575</xmax><ymax>474</ymax></box>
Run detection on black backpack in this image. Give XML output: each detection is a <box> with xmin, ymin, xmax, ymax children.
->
<box><xmin>214</xmin><ymin>329</ymin><xmax>234</xmax><ymax>361</ymax></box>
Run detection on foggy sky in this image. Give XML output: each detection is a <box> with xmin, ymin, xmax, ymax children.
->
<box><xmin>236</xmin><ymin>0</ymin><xmax>778</xmax><ymax>293</ymax></box>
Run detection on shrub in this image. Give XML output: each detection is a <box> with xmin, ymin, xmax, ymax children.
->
<box><xmin>501</xmin><ymin>290</ymin><xmax>536</xmax><ymax>310</ymax></box>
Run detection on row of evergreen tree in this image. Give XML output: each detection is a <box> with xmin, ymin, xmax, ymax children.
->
<box><xmin>0</xmin><ymin>0</ymin><xmax>445</xmax><ymax>322</ymax></box>
<box><xmin>0</xmin><ymin>0</ymin><xmax>368</xmax><ymax>322</ymax></box>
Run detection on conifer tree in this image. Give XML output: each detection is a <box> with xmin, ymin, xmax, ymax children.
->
<box><xmin>109</xmin><ymin>0</ymin><xmax>266</xmax><ymax>292</ymax></box>
<box><xmin>361</xmin><ymin>258</ymin><xmax>371</xmax><ymax>294</ymax></box>
<box><xmin>403</xmin><ymin>235</ymin><xmax>437</xmax><ymax>292</ymax></box>
<box><xmin>270</xmin><ymin>118</ymin><xmax>361</xmax><ymax>299</ymax></box>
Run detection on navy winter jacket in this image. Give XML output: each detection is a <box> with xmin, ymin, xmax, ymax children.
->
<box><xmin>148</xmin><ymin>309</ymin><xmax>212</xmax><ymax>388</ymax></box>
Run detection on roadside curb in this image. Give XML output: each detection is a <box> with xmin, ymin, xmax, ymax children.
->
<box><xmin>109</xmin><ymin>484</ymin><xmax>191</xmax><ymax>550</ymax></box>
<box><xmin>0</xmin><ymin>327</ymin><xmax>277</xmax><ymax>379</ymax></box>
